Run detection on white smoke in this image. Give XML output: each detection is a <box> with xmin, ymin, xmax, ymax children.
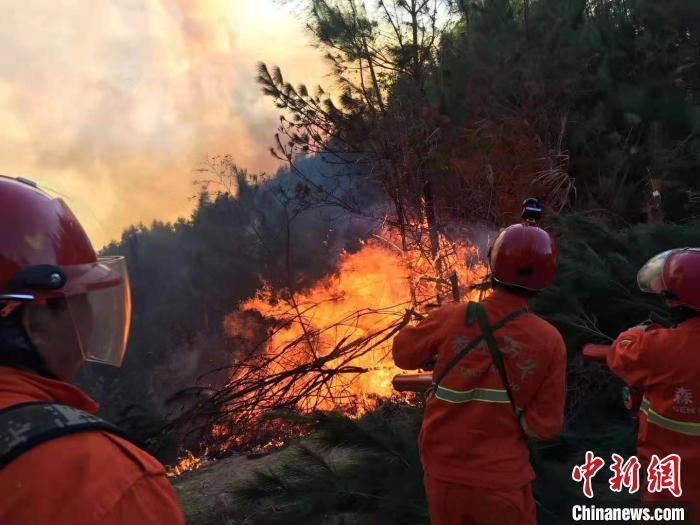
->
<box><xmin>0</xmin><ymin>0</ymin><xmax>327</xmax><ymax>246</ymax></box>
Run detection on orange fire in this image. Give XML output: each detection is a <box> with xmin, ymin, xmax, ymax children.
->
<box><xmin>167</xmin><ymin>451</ymin><xmax>204</xmax><ymax>477</ymax></box>
<box><xmin>236</xmin><ymin>242</ymin><xmax>408</xmax><ymax>407</ymax></box>
<box><xmin>227</xmin><ymin>226</ymin><xmax>489</xmax><ymax>413</ymax></box>
<box><xmin>169</xmin><ymin>225</ymin><xmax>490</xmax><ymax>474</ymax></box>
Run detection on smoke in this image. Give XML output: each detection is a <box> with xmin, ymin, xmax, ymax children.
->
<box><xmin>0</xmin><ymin>0</ymin><xmax>327</xmax><ymax>246</ymax></box>
<box><xmin>71</xmin><ymin>155</ymin><xmax>383</xmax><ymax>445</ymax></box>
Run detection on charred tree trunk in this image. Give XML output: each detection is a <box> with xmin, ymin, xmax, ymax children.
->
<box><xmin>423</xmin><ymin>178</ymin><xmax>444</xmax><ymax>304</ymax></box>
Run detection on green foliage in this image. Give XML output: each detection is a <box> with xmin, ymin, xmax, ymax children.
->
<box><xmin>258</xmin><ymin>0</ymin><xmax>700</xmax><ymax>226</ymax></box>
<box><xmin>534</xmin><ymin>213</ymin><xmax>700</xmax><ymax>349</ymax></box>
<box><xmin>530</xmin><ymin>214</ymin><xmax>700</xmax><ymax>430</ymax></box>
<box><xmin>231</xmin><ymin>405</ymin><xmax>427</xmax><ymax>524</ymax></box>
<box><xmin>439</xmin><ymin>0</ymin><xmax>700</xmax><ymax>221</ymax></box>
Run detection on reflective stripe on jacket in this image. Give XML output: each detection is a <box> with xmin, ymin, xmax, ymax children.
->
<box><xmin>608</xmin><ymin>317</ymin><xmax>700</xmax><ymax>502</ymax></box>
<box><xmin>641</xmin><ymin>398</ymin><xmax>700</xmax><ymax>437</ymax></box>
<box><xmin>392</xmin><ymin>289</ymin><xmax>567</xmax><ymax>488</ymax></box>
<box><xmin>435</xmin><ymin>386</ymin><xmax>511</xmax><ymax>404</ymax></box>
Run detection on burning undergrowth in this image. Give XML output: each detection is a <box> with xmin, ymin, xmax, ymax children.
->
<box><xmin>169</xmin><ymin>223</ymin><xmax>490</xmax><ymax>474</ymax></box>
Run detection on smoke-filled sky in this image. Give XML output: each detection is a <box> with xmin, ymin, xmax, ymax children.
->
<box><xmin>0</xmin><ymin>0</ymin><xmax>327</xmax><ymax>247</ymax></box>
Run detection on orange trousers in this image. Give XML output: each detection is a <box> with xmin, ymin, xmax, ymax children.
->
<box><xmin>424</xmin><ymin>474</ymin><xmax>536</xmax><ymax>525</ymax></box>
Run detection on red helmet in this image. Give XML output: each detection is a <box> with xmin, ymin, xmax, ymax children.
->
<box><xmin>0</xmin><ymin>175</ymin><xmax>131</xmax><ymax>366</ymax></box>
<box><xmin>637</xmin><ymin>248</ymin><xmax>700</xmax><ymax>311</ymax></box>
<box><xmin>489</xmin><ymin>224</ymin><xmax>558</xmax><ymax>291</ymax></box>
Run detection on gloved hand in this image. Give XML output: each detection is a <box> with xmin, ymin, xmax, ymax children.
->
<box><xmin>401</xmin><ymin>308</ymin><xmax>425</xmax><ymax>325</ymax></box>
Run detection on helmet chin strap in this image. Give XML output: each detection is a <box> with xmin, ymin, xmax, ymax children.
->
<box><xmin>0</xmin><ymin>301</ymin><xmax>24</xmax><ymax>318</ymax></box>
<box><xmin>0</xmin><ymin>305</ymin><xmax>57</xmax><ymax>379</ymax></box>
<box><xmin>0</xmin><ymin>294</ymin><xmax>35</xmax><ymax>318</ymax></box>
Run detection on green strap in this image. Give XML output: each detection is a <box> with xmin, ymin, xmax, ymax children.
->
<box><xmin>472</xmin><ymin>302</ymin><xmax>520</xmax><ymax>417</ymax></box>
<box><xmin>429</xmin><ymin>303</ymin><xmax>526</xmax><ymax>397</ymax></box>
<box><xmin>641</xmin><ymin>398</ymin><xmax>700</xmax><ymax>437</ymax></box>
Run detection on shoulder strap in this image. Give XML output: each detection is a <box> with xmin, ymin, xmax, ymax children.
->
<box><xmin>472</xmin><ymin>302</ymin><xmax>520</xmax><ymax>416</ymax></box>
<box><xmin>430</xmin><ymin>303</ymin><xmax>526</xmax><ymax>394</ymax></box>
<box><xmin>0</xmin><ymin>401</ymin><xmax>129</xmax><ymax>469</ymax></box>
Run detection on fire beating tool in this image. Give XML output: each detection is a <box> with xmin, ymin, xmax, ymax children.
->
<box><xmin>392</xmin><ymin>372</ymin><xmax>433</xmax><ymax>393</ymax></box>
<box><xmin>582</xmin><ymin>344</ymin><xmax>610</xmax><ymax>361</ymax></box>
<box><xmin>392</xmin><ymin>350</ymin><xmax>435</xmax><ymax>393</ymax></box>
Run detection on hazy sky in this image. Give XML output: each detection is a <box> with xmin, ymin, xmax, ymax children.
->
<box><xmin>0</xmin><ymin>0</ymin><xmax>327</xmax><ymax>246</ymax></box>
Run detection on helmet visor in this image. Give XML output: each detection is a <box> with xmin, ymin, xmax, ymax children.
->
<box><xmin>637</xmin><ymin>250</ymin><xmax>673</xmax><ymax>294</ymax></box>
<box><xmin>66</xmin><ymin>256</ymin><xmax>132</xmax><ymax>366</ymax></box>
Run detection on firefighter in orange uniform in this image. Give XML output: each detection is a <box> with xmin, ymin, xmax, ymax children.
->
<box><xmin>0</xmin><ymin>176</ymin><xmax>185</xmax><ymax>525</ymax></box>
<box><xmin>392</xmin><ymin>203</ymin><xmax>567</xmax><ymax>525</ymax></box>
<box><xmin>608</xmin><ymin>248</ymin><xmax>700</xmax><ymax>513</ymax></box>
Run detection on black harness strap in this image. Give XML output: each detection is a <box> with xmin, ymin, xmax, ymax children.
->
<box><xmin>428</xmin><ymin>302</ymin><xmax>527</xmax><ymax>396</ymax></box>
<box><xmin>0</xmin><ymin>401</ymin><xmax>129</xmax><ymax>469</ymax></box>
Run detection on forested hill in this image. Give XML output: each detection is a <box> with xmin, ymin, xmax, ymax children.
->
<box><xmin>76</xmin><ymin>2</ymin><xmax>700</xmax><ymax>522</ymax></box>
<box><xmin>76</xmin><ymin>156</ymin><xmax>381</xmax><ymax>460</ymax></box>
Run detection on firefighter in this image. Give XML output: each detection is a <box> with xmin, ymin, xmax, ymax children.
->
<box><xmin>0</xmin><ymin>176</ymin><xmax>185</xmax><ymax>524</ymax></box>
<box><xmin>607</xmin><ymin>248</ymin><xmax>700</xmax><ymax>509</ymax></box>
<box><xmin>392</xmin><ymin>205</ymin><xmax>566</xmax><ymax>525</ymax></box>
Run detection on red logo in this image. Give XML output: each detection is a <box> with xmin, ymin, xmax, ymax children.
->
<box><xmin>609</xmin><ymin>454</ymin><xmax>641</xmax><ymax>494</ymax></box>
<box><xmin>573</xmin><ymin>452</ymin><xmax>683</xmax><ymax>498</ymax></box>
<box><xmin>572</xmin><ymin>451</ymin><xmax>606</xmax><ymax>498</ymax></box>
<box><xmin>647</xmin><ymin>454</ymin><xmax>682</xmax><ymax>498</ymax></box>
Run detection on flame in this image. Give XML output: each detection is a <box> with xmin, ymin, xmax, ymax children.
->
<box><xmin>240</xmin><ymin>243</ymin><xmax>409</xmax><ymax>405</ymax></box>
<box><xmin>167</xmin><ymin>451</ymin><xmax>205</xmax><ymax>477</ymax></box>
<box><xmin>228</xmin><ymin>225</ymin><xmax>489</xmax><ymax>413</ymax></box>
<box><xmin>169</xmin><ymin>224</ymin><xmax>490</xmax><ymax>471</ymax></box>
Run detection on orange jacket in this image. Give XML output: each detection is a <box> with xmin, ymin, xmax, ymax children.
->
<box><xmin>0</xmin><ymin>367</ymin><xmax>185</xmax><ymax>525</ymax></box>
<box><xmin>608</xmin><ymin>318</ymin><xmax>700</xmax><ymax>502</ymax></box>
<box><xmin>392</xmin><ymin>290</ymin><xmax>566</xmax><ymax>488</ymax></box>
